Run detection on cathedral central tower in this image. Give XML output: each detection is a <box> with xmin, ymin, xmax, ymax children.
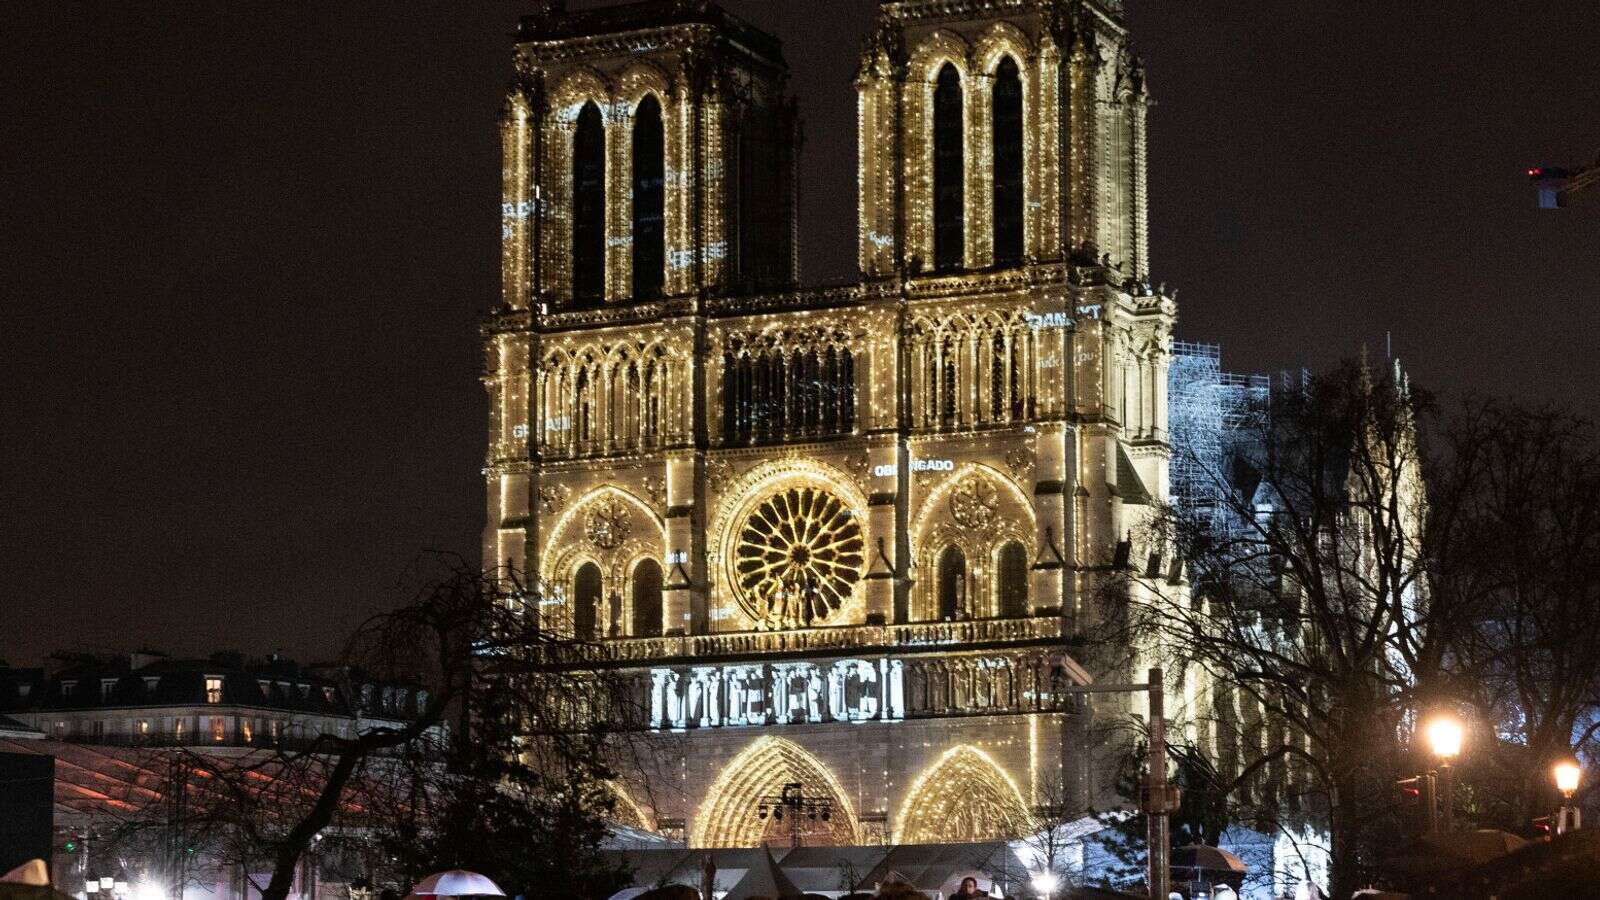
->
<box><xmin>483</xmin><ymin>0</ymin><xmax>1176</xmax><ymax>847</ymax></box>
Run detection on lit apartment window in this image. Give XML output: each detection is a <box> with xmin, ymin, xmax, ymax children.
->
<box><xmin>241</xmin><ymin>719</ymin><xmax>253</xmax><ymax>742</ymax></box>
<box><xmin>210</xmin><ymin>716</ymin><xmax>226</xmax><ymax>742</ymax></box>
<box><xmin>205</xmin><ymin>677</ymin><xmax>223</xmax><ymax>704</ymax></box>
<box><xmin>136</xmin><ymin>719</ymin><xmax>150</xmax><ymax>736</ymax></box>
<box><xmin>174</xmin><ymin>718</ymin><xmax>187</xmax><ymax>741</ymax></box>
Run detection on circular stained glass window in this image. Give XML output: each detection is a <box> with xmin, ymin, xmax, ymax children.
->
<box><xmin>734</xmin><ymin>486</ymin><xmax>864</xmax><ymax>628</ymax></box>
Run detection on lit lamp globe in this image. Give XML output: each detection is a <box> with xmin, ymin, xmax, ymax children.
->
<box><xmin>1029</xmin><ymin>872</ymin><xmax>1059</xmax><ymax>898</ymax></box>
<box><xmin>1555</xmin><ymin>761</ymin><xmax>1581</xmax><ymax>797</ymax></box>
<box><xmin>1425</xmin><ymin>715</ymin><xmax>1464</xmax><ymax>760</ymax></box>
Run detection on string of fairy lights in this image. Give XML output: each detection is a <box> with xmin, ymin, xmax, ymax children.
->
<box><xmin>492</xmin><ymin>2</ymin><xmax>1170</xmax><ymax>848</ymax></box>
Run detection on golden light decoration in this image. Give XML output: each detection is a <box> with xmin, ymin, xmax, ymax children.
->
<box><xmin>691</xmin><ymin>735</ymin><xmax>859</xmax><ymax>848</ymax></box>
<box><xmin>734</xmin><ymin>486</ymin><xmax>864</xmax><ymax>628</ymax></box>
<box><xmin>895</xmin><ymin>744</ymin><xmax>1032</xmax><ymax>844</ymax></box>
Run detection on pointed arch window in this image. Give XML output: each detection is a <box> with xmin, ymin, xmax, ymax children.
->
<box><xmin>997</xmin><ymin>541</ymin><xmax>1029</xmax><ymax>617</ymax></box>
<box><xmin>937</xmin><ymin>546</ymin><xmax>967</xmax><ymax>621</ymax></box>
<box><xmin>992</xmin><ymin>56</ymin><xmax>1024</xmax><ymax>267</ymax></box>
<box><xmin>932</xmin><ymin>64</ymin><xmax>965</xmax><ymax>272</ymax></box>
<box><xmin>632</xmin><ymin>95</ymin><xmax>665</xmax><ymax>300</ymax></box>
<box><xmin>572</xmin><ymin>102</ymin><xmax>606</xmax><ymax>306</ymax></box>
<box><xmin>573</xmin><ymin>562</ymin><xmax>602</xmax><ymax>641</ymax></box>
<box><xmin>631</xmin><ymin>559</ymin><xmax>664</xmax><ymax>637</ymax></box>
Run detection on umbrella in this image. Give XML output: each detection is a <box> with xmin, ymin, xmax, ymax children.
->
<box><xmin>1169</xmin><ymin>846</ymin><xmax>1247</xmax><ymax>876</ymax></box>
<box><xmin>409</xmin><ymin>871</ymin><xmax>506</xmax><ymax>898</ymax></box>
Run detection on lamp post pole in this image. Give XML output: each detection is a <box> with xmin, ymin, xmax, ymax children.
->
<box><xmin>1058</xmin><ymin>667</ymin><xmax>1176</xmax><ymax>900</ymax></box>
<box><xmin>1437</xmin><ymin>762</ymin><xmax>1454</xmax><ymax>834</ymax></box>
<box><xmin>1144</xmin><ymin>668</ymin><xmax>1173</xmax><ymax>900</ymax></box>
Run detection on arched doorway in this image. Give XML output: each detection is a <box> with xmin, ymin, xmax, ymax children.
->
<box><xmin>937</xmin><ymin>546</ymin><xmax>966</xmax><ymax>621</ymax></box>
<box><xmin>692</xmin><ymin>736</ymin><xmax>859</xmax><ymax>848</ymax></box>
<box><xmin>896</xmin><ymin>745</ymin><xmax>1031</xmax><ymax>843</ymax></box>
<box><xmin>573</xmin><ymin>562</ymin><xmax>602</xmax><ymax>641</ymax></box>
<box><xmin>631</xmin><ymin>559</ymin><xmax>663</xmax><ymax>637</ymax></box>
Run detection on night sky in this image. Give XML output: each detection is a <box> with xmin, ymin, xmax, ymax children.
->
<box><xmin>2</xmin><ymin>3</ymin><xmax>1596</xmax><ymax>667</ymax></box>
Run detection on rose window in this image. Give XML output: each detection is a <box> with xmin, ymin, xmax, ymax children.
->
<box><xmin>584</xmin><ymin>497</ymin><xmax>631</xmax><ymax>550</ymax></box>
<box><xmin>948</xmin><ymin>476</ymin><xmax>1000</xmax><ymax>529</ymax></box>
<box><xmin>734</xmin><ymin>487</ymin><xmax>864</xmax><ymax>628</ymax></box>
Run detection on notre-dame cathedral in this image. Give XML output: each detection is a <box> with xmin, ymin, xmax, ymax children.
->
<box><xmin>482</xmin><ymin>0</ymin><xmax>1175</xmax><ymax>848</ymax></box>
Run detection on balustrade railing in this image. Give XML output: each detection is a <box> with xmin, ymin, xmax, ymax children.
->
<box><xmin>546</xmin><ymin>615</ymin><xmax>1065</xmax><ymax>666</ymax></box>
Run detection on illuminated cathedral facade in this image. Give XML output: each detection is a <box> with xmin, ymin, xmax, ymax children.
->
<box><xmin>482</xmin><ymin>0</ymin><xmax>1175</xmax><ymax>847</ymax></box>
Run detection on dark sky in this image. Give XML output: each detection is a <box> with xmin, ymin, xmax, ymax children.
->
<box><xmin>2</xmin><ymin>3</ymin><xmax>1596</xmax><ymax>667</ymax></box>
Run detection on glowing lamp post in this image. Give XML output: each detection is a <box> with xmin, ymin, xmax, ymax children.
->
<box><xmin>1425</xmin><ymin>714</ymin><xmax>1464</xmax><ymax>832</ymax></box>
<box><xmin>1554</xmin><ymin>760</ymin><xmax>1582</xmax><ymax>835</ymax></box>
<box><xmin>1029</xmin><ymin>871</ymin><xmax>1060</xmax><ymax>900</ymax></box>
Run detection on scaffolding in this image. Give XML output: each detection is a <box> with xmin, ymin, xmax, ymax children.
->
<box><xmin>1169</xmin><ymin>342</ymin><xmax>1268</xmax><ymax>524</ymax></box>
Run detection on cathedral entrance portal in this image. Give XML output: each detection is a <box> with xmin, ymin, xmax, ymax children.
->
<box><xmin>691</xmin><ymin>736</ymin><xmax>859</xmax><ymax>848</ymax></box>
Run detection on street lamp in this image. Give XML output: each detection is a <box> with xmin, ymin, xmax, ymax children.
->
<box><xmin>1425</xmin><ymin>714</ymin><xmax>1463</xmax><ymax>832</ymax></box>
<box><xmin>1029</xmin><ymin>871</ymin><xmax>1059</xmax><ymax>899</ymax></box>
<box><xmin>1554</xmin><ymin>760</ymin><xmax>1582</xmax><ymax>835</ymax></box>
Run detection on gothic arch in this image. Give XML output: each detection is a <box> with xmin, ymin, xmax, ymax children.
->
<box><xmin>549</xmin><ymin>67</ymin><xmax>614</xmax><ymax>121</ymax></box>
<box><xmin>616</xmin><ymin>61</ymin><xmax>670</xmax><ymax>108</ymax></box>
<box><xmin>894</xmin><ymin>745</ymin><xmax>1031</xmax><ymax>844</ymax></box>
<box><xmin>907</xmin><ymin>30</ymin><xmax>972</xmax><ymax>83</ymax></box>
<box><xmin>540</xmin><ymin>485</ymin><xmax>666</xmax><ymax>580</ymax></box>
<box><xmin>911</xmin><ymin>464</ymin><xmax>1034</xmax><ymax>620</ymax></box>
<box><xmin>692</xmin><ymin>736</ymin><xmax>859</xmax><ymax>848</ymax></box>
<box><xmin>974</xmin><ymin>22</ymin><xmax>1034</xmax><ymax>74</ymax></box>
<box><xmin>608</xmin><ymin>780</ymin><xmax>658</xmax><ymax>833</ymax></box>
<box><xmin>911</xmin><ymin>463</ymin><xmax>1034</xmax><ymax>552</ymax></box>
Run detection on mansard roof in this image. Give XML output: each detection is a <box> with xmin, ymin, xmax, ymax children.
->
<box><xmin>517</xmin><ymin>0</ymin><xmax>785</xmax><ymax>67</ymax></box>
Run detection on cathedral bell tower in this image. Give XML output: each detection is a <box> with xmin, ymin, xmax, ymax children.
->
<box><xmin>501</xmin><ymin>0</ymin><xmax>801</xmax><ymax>311</ymax></box>
<box><xmin>856</xmin><ymin>0</ymin><xmax>1150</xmax><ymax>282</ymax></box>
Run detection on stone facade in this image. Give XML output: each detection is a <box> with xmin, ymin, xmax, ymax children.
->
<box><xmin>482</xmin><ymin>0</ymin><xmax>1175</xmax><ymax>848</ymax></box>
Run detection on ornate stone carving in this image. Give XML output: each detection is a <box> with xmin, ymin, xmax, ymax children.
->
<box><xmin>1004</xmin><ymin>447</ymin><xmax>1032</xmax><ymax>479</ymax></box>
<box><xmin>949</xmin><ymin>476</ymin><xmax>1000</xmax><ymax>529</ymax></box>
<box><xmin>538</xmin><ymin>482</ymin><xmax>570</xmax><ymax>516</ymax></box>
<box><xmin>584</xmin><ymin>496</ymin><xmax>632</xmax><ymax>550</ymax></box>
<box><xmin>641</xmin><ymin>474</ymin><xmax>665</xmax><ymax>505</ymax></box>
<box><xmin>707</xmin><ymin>459</ymin><xmax>735</xmax><ymax>494</ymax></box>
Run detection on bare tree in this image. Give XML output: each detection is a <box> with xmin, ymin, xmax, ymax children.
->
<box><xmin>1113</xmin><ymin>361</ymin><xmax>1451</xmax><ymax>898</ymax></box>
<box><xmin>1432</xmin><ymin>401</ymin><xmax>1600</xmax><ymax>827</ymax></box>
<box><xmin>112</xmin><ymin>558</ymin><xmax>641</xmax><ymax>900</ymax></box>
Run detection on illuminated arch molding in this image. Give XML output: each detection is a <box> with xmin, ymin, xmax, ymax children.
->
<box><xmin>910</xmin><ymin>463</ymin><xmax>1034</xmax><ymax>555</ymax></box>
<box><xmin>972</xmin><ymin>22</ymin><xmax>1035</xmax><ymax>269</ymax></box>
<box><xmin>707</xmin><ymin>459</ymin><xmax>871</xmax><ymax>629</ymax></box>
<box><xmin>910</xmin><ymin>464</ymin><xmax>1033</xmax><ymax>620</ymax></box>
<box><xmin>540</xmin><ymin>486</ymin><xmax>665</xmax><ymax>581</ymax></box>
<box><xmin>607</xmin><ymin>780</ymin><xmax>657</xmax><ymax>833</ymax></box>
<box><xmin>692</xmin><ymin>736</ymin><xmax>859</xmax><ymax>848</ymax></box>
<box><xmin>894</xmin><ymin>745</ymin><xmax>1032</xmax><ymax>844</ymax></box>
